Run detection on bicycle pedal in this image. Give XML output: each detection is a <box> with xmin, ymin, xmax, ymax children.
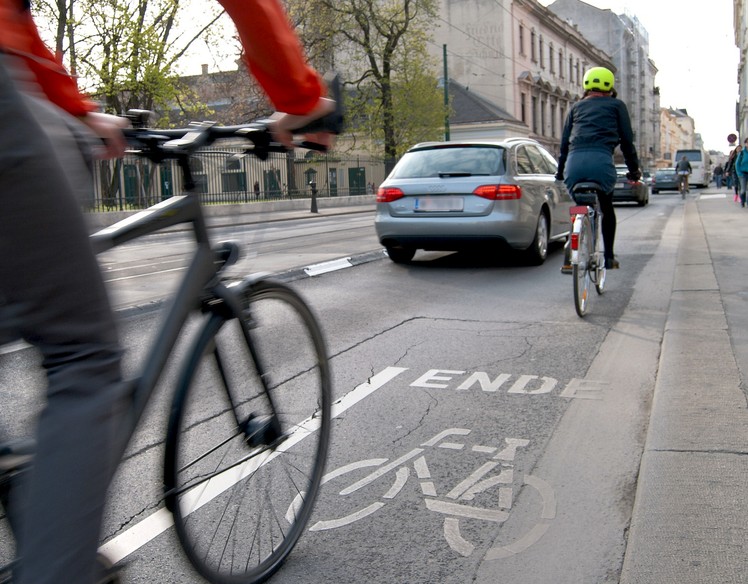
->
<box><xmin>560</xmin><ymin>264</ymin><xmax>572</xmax><ymax>275</ymax></box>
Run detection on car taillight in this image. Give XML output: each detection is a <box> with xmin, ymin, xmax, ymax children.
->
<box><xmin>472</xmin><ymin>184</ymin><xmax>522</xmax><ymax>200</ymax></box>
<box><xmin>377</xmin><ymin>187</ymin><xmax>404</xmax><ymax>203</ymax></box>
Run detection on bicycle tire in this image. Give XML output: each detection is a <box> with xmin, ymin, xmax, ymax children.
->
<box><xmin>164</xmin><ymin>280</ymin><xmax>332</xmax><ymax>584</ymax></box>
<box><xmin>573</xmin><ymin>216</ymin><xmax>592</xmax><ymax>317</ymax></box>
<box><xmin>593</xmin><ymin>216</ymin><xmax>606</xmax><ymax>295</ymax></box>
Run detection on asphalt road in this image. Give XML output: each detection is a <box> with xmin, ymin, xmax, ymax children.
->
<box><xmin>2</xmin><ymin>191</ymin><xmax>744</xmax><ymax>583</ymax></box>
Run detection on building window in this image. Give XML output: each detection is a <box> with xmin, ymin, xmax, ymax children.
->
<box><xmin>569</xmin><ymin>55</ymin><xmax>574</xmax><ymax>80</ymax></box>
<box><xmin>521</xmin><ymin>92</ymin><xmax>527</xmax><ymax>123</ymax></box>
<box><xmin>575</xmin><ymin>59</ymin><xmax>580</xmax><ymax>84</ymax></box>
<box><xmin>531</xmin><ymin>30</ymin><xmax>537</xmax><ymax>62</ymax></box>
<box><xmin>559</xmin><ymin>49</ymin><xmax>564</xmax><ymax>78</ymax></box>
<box><xmin>539</xmin><ymin>36</ymin><xmax>545</xmax><ymax>68</ymax></box>
<box><xmin>531</xmin><ymin>95</ymin><xmax>538</xmax><ymax>134</ymax></box>
<box><xmin>519</xmin><ymin>24</ymin><xmax>525</xmax><ymax>55</ymax></box>
<box><xmin>549</xmin><ymin>43</ymin><xmax>555</xmax><ymax>74</ymax></box>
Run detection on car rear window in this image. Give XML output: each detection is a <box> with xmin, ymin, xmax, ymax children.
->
<box><xmin>389</xmin><ymin>146</ymin><xmax>505</xmax><ymax>179</ymax></box>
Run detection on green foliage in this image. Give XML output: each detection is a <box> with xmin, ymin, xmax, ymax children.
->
<box><xmin>33</xmin><ymin>0</ymin><xmax>226</xmax><ymax>122</ymax></box>
<box><xmin>287</xmin><ymin>0</ymin><xmax>444</xmax><ymax>159</ymax></box>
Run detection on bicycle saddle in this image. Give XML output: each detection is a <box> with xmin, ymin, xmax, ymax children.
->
<box><xmin>572</xmin><ymin>181</ymin><xmax>605</xmax><ymax>194</ymax></box>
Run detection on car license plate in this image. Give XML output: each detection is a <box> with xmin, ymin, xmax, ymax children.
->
<box><xmin>615</xmin><ymin>181</ymin><xmax>625</xmax><ymax>188</ymax></box>
<box><xmin>414</xmin><ymin>197</ymin><xmax>464</xmax><ymax>212</ymax></box>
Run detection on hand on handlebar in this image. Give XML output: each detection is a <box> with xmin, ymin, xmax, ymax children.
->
<box><xmin>268</xmin><ymin>97</ymin><xmax>337</xmax><ymax>150</ymax></box>
<box><xmin>626</xmin><ymin>169</ymin><xmax>642</xmax><ymax>182</ymax></box>
<box><xmin>81</xmin><ymin>112</ymin><xmax>131</xmax><ymax>159</ymax></box>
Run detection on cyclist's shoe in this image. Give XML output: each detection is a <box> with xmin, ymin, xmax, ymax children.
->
<box><xmin>604</xmin><ymin>256</ymin><xmax>620</xmax><ymax>270</ymax></box>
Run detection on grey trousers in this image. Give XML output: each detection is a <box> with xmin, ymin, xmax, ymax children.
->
<box><xmin>0</xmin><ymin>55</ymin><xmax>128</xmax><ymax>583</ymax></box>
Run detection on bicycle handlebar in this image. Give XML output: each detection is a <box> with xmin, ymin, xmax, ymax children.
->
<box><xmin>123</xmin><ymin>73</ymin><xmax>344</xmax><ymax>163</ymax></box>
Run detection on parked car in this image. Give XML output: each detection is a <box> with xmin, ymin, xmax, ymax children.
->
<box><xmin>652</xmin><ymin>168</ymin><xmax>680</xmax><ymax>193</ymax></box>
<box><xmin>374</xmin><ymin>138</ymin><xmax>574</xmax><ymax>265</ymax></box>
<box><xmin>612</xmin><ymin>165</ymin><xmax>649</xmax><ymax>206</ymax></box>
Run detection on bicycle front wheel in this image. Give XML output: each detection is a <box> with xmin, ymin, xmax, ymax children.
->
<box><xmin>164</xmin><ymin>280</ymin><xmax>332</xmax><ymax>584</ymax></box>
<box><xmin>573</xmin><ymin>217</ymin><xmax>593</xmax><ymax>317</ymax></box>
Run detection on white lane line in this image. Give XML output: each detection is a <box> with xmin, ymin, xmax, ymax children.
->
<box><xmin>99</xmin><ymin>365</ymin><xmax>408</xmax><ymax>563</ymax></box>
<box><xmin>304</xmin><ymin>257</ymin><xmax>353</xmax><ymax>276</ymax></box>
<box><xmin>104</xmin><ymin>266</ymin><xmax>186</xmax><ymax>283</ymax></box>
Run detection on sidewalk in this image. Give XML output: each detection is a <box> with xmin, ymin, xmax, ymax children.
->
<box><xmin>620</xmin><ymin>190</ymin><xmax>748</xmax><ymax>582</ymax></box>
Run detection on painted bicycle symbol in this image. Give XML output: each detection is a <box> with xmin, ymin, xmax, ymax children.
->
<box><xmin>288</xmin><ymin>428</ymin><xmax>556</xmax><ymax>558</ymax></box>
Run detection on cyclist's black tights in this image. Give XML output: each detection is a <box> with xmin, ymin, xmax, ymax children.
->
<box><xmin>598</xmin><ymin>192</ymin><xmax>616</xmax><ymax>260</ymax></box>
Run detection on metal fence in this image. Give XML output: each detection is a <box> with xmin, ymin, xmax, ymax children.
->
<box><xmin>85</xmin><ymin>147</ymin><xmax>392</xmax><ymax>212</ymax></box>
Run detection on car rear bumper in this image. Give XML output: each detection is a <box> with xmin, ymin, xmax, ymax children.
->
<box><xmin>374</xmin><ymin>209</ymin><xmax>533</xmax><ymax>250</ymax></box>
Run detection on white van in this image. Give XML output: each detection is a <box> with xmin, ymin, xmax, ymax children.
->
<box><xmin>674</xmin><ymin>148</ymin><xmax>712</xmax><ymax>188</ymax></box>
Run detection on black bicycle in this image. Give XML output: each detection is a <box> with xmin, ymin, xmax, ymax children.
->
<box><xmin>0</xmin><ymin>107</ymin><xmax>342</xmax><ymax>583</ymax></box>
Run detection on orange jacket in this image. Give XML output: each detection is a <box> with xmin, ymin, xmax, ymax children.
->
<box><xmin>0</xmin><ymin>0</ymin><xmax>323</xmax><ymax>116</ymax></box>
<box><xmin>0</xmin><ymin>0</ymin><xmax>96</xmax><ymax>116</ymax></box>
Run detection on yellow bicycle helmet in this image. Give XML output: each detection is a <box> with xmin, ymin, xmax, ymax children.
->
<box><xmin>583</xmin><ymin>67</ymin><xmax>615</xmax><ymax>92</ymax></box>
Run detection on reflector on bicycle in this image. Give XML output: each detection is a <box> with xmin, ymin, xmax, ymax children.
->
<box><xmin>569</xmin><ymin>205</ymin><xmax>589</xmax><ymax>216</ymax></box>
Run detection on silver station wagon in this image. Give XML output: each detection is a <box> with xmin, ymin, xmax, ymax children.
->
<box><xmin>375</xmin><ymin>139</ymin><xmax>574</xmax><ymax>264</ymax></box>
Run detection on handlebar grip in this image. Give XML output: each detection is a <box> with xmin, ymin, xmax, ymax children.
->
<box><xmin>289</xmin><ymin>72</ymin><xmax>344</xmax><ymax>136</ymax></box>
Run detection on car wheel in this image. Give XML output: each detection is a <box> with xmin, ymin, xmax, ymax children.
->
<box><xmin>385</xmin><ymin>245</ymin><xmax>416</xmax><ymax>264</ymax></box>
<box><xmin>525</xmin><ymin>212</ymin><xmax>549</xmax><ymax>265</ymax></box>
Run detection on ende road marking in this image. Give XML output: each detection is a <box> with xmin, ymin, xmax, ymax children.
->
<box><xmin>98</xmin><ymin>366</ymin><xmax>408</xmax><ymax>563</ymax></box>
<box><xmin>410</xmin><ymin>369</ymin><xmax>609</xmax><ymax>399</ymax></box>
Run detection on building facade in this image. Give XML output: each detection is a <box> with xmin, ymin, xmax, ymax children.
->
<box><xmin>659</xmin><ymin>108</ymin><xmax>696</xmax><ymax>168</ymax></box>
<box><xmin>431</xmin><ymin>0</ymin><xmax>613</xmax><ymax>156</ymax></box>
<box><xmin>547</xmin><ymin>0</ymin><xmax>660</xmax><ymax>170</ymax></box>
<box><xmin>510</xmin><ymin>0</ymin><xmax>613</xmax><ymax>156</ymax></box>
<box><xmin>735</xmin><ymin>0</ymin><xmax>748</xmax><ymax>139</ymax></box>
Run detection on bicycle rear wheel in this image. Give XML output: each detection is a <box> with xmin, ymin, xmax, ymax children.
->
<box><xmin>164</xmin><ymin>280</ymin><xmax>332</xmax><ymax>584</ymax></box>
<box><xmin>573</xmin><ymin>216</ymin><xmax>593</xmax><ymax>317</ymax></box>
<box><xmin>593</xmin><ymin>218</ymin><xmax>606</xmax><ymax>295</ymax></box>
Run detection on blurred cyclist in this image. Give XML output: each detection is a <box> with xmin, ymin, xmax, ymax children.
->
<box><xmin>556</xmin><ymin>66</ymin><xmax>641</xmax><ymax>271</ymax></box>
<box><xmin>0</xmin><ymin>1</ymin><xmax>334</xmax><ymax>582</ymax></box>
<box><xmin>674</xmin><ymin>154</ymin><xmax>692</xmax><ymax>194</ymax></box>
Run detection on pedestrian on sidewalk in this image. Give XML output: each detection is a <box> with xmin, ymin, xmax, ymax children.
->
<box><xmin>735</xmin><ymin>138</ymin><xmax>748</xmax><ymax>207</ymax></box>
<box><xmin>713</xmin><ymin>163</ymin><xmax>724</xmax><ymax>188</ymax></box>
<box><xmin>725</xmin><ymin>144</ymin><xmax>741</xmax><ymax>201</ymax></box>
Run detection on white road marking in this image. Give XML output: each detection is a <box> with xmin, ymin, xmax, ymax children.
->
<box><xmin>303</xmin><ymin>257</ymin><xmax>353</xmax><ymax>276</ymax></box>
<box><xmin>99</xmin><ymin>365</ymin><xmax>408</xmax><ymax>563</ymax></box>
<box><xmin>444</xmin><ymin>517</ymin><xmax>474</xmax><ymax>557</ymax></box>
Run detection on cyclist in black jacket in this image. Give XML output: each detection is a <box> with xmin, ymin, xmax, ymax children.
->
<box><xmin>556</xmin><ymin>66</ymin><xmax>641</xmax><ymax>270</ymax></box>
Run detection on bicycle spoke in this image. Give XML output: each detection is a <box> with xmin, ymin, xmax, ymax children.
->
<box><xmin>164</xmin><ymin>281</ymin><xmax>330</xmax><ymax>584</ymax></box>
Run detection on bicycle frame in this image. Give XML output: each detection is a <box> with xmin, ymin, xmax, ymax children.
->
<box><xmin>91</xmin><ymin>190</ymin><xmax>241</xmax><ymax>457</ymax></box>
<box><xmin>569</xmin><ymin>202</ymin><xmax>600</xmax><ymax>276</ymax></box>
<box><xmin>569</xmin><ymin>182</ymin><xmax>607</xmax><ymax>317</ymax></box>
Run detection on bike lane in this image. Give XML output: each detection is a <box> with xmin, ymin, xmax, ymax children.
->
<box><xmin>258</xmin><ymin>203</ymin><xmax>679</xmax><ymax>584</ymax></box>
<box><xmin>73</xmin><ymin>198</ymin><xmax>685</xmax><ymax>583</ymax></box>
